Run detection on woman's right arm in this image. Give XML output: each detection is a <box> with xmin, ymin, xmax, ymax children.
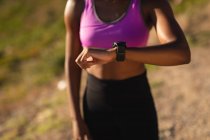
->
<box><xmin>64</xmin><ymin>0</ymin><xmax>83</xmax><ymax>122</ymax></box>
<box><xmin>64</xmin><ymin>1</ymin><xmax>91</xmax><ymax>140</ymax></box>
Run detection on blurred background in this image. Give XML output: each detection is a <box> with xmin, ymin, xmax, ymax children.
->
<box><xmin>0</xmin><ymin>0</ymin><xmax>209</xmax><ymax>140</ymax></box>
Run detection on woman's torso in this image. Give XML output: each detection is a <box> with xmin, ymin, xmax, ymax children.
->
<box><xmin>79</xmin><ymin>0</ymin><xmax>151</xmax><ymax>80</ymax></box>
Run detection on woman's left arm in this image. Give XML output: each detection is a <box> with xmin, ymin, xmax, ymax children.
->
<box><xmin>125</xmin><ymin>0</ymin><xmax>191</xmax><ymax>66</ymax></box>
<box><xmin>76</xmin><ymin>0</ymin><xmax>191</xmax><ymax>69</ymax></box>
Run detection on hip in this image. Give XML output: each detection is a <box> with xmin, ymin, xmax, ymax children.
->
<box><xmin>84</xmin><ymin>71</ymin><xmax>154</xmax><ymax>111</ymax></box>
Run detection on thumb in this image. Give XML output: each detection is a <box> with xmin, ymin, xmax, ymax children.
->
<box><xmin>107</xmin><ymin>47</ymin><xmax>117</xmax><ymax>52</ymax></box>
<box><xmin>86</xmin><ymin>56</ymin><xmax>94</xmax><ymax>62</ymax></box>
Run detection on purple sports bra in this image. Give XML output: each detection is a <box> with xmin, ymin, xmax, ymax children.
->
<box><xmin>80</xmin><ymin>0</ymin><xmax>149</xmax><ymax>49</ymax></box>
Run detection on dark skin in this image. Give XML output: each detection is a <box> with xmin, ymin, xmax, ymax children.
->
<box><xmin>64</xmin><ymin>0</ymin><xmax>191</xmax><ymax>140</ymax></box>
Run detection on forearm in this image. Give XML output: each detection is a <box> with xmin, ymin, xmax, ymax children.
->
<box><xmin>65</xmin><ymin>59</ymin><xmax>82</xmax><ymax>120</ymax></box>
<box><xmin>125</xmin><ymin>41</ymin><xmax>191</xmax><ymax>66</ymax></box>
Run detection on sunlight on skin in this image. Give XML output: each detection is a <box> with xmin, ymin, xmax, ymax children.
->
<box><xmin>86</xmin><ymin>56</ymin><xmax>94</xmax><ymax>62</ymax></box>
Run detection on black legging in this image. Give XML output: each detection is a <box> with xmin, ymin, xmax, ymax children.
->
<box><xmin>83</xmin><ymin>71</ymin><xmax>159</xmax><ymax>140</ymax></box>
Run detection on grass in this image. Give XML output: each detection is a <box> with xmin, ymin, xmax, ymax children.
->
<box><xmin>172</xmin><ymin>0</ymin><xmax>209</xmax><ymax>14</ymax></box>
<box><xmin>0</xmin><ymin>0</ymin><xmax>66</xmax><ymax>88</ymax></box>
<box><xmin>0</xmin><ymin>1</ymin><xmax>67</xmax><ymax>138</ymax></box>
<box><xmin>0</xmin><ymin>87</ymin><xmax>71</xmax><ymax>140</ymax></box>
<box><xmin>169</xmin><ymin>0</ymin><xmax>210</xmax><ymax>48</ymax></box>
<box><xmin>0</xmin><ymin>0</ymin><xmax>210</xmax><ymax>139</ymax></box>
<box><xmin>186</xmin><ymin>31</ymin><xmax>210</xmax><ymax>48</ymax></box>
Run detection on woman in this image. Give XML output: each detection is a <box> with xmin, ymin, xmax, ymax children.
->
<box><xmin>64</xmin><ymin>0</ymin><xmax>191</xmax><ymax>139</ymax></box>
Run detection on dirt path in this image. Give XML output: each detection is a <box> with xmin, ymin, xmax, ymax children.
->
<box><xmin>0</xmin><ymin>47</ymin><xmax>209</xmax><ymax>140</ymax></box>
<box><xmin>148</xmin><ymin>47</ymin><xmax>210</xmax><ymax>140</ymax></box>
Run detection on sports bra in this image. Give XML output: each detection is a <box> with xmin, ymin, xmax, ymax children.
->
<box><xmin>80</xmin><ymin>0</ymin><xmax>149</xmax><ymax>49</ymax></box>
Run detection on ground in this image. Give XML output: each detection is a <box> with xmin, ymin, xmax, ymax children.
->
<box><xmin>148</xmin><ymin>46</ymin><xmax>210</xmax><ymax>140</ymax></box>
<box><xmin>0</xmin><ymin>1</ymin><xmax>210</xmax><ymax>139</ymax></box>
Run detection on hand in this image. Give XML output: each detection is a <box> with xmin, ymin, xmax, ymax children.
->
<box><xmin>72</xmin><ymin>119</ymin><xmax>92</xmax><ymax>140</ymax></box>
<box><xmin>75</xmin><ymin>47</ymin><xmax>117</xmax><ymax>69</ymax></box>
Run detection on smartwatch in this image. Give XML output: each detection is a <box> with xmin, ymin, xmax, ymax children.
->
<box><xmin>113</xmin><ymin>41</ymin><xmax>126</xmax><ymax>61</ymax></box>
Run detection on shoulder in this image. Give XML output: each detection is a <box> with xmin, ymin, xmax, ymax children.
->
<box><xmin>141</xmin><ymin>0</ymin><xmax>175</xmax><ymax>26</ymax></box>
<box><xmin>142</xmin><ymin>0</ymin><xmax>174</xmax><ymax>17</ymax></box>
<box><xmin>64</xmin><ymin>0</ymin><xmax>85</xmax><ymax>21</ymax></box>
<box><xmin>142</xmin><ymin>0</ymin><xmax>171</xmax><ymax>7</ymax></box>
<box><xmin>64</xmin><ymin>0</ymin><xmax>85</xmax><ymax>29</ymax></box>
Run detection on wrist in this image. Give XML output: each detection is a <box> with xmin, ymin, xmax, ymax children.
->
<box><xmin>107</xmin><ymin>47</ymin><xmax>117</xmax><ymax>62</ymax></box>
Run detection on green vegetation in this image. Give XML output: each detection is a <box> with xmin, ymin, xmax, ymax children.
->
<box><xmin>0</xmin><ymin>1</ymin><xmax>68</xmax><ymax>139</ymax></box>
<box><xmin>0</xmin><ymin>0</ymin><xmax>210</xmax><ymax>139</ymax></box>
<box><xmin>171</xmin><ymin>0</ymin><xmax>210</xmax><ymax>48</ymax></box>
<box><xmin>0</xmin><ymin>0</ymin><xmax>66</xmax><ymax>90</ymax></box>
<box><xmin>172</xmin><ymin>0</ymin><xmax>209</xmax><ymax>13</ymax></box>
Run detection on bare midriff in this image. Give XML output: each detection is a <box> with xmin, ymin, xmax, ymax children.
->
<box><xmin>86</xmin><ymin>60</ymin><xmax>146</xmax><ymax>80</ymax></box>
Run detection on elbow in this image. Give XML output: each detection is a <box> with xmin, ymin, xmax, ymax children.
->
<box><xmin>178</xmin><ymin>48</ymin><xmax>191</xmax><ymax>65</ymax></box>
<box><xmin>182</xmin><ymin>55</ymin><xmax>191</xmax><ymax>64</ymax></box>
<box><xmin>183</xmin><ymin>45</ymin><xmax>191</xmax><ymax>64</ymax></box>
<box><xmin>173</xmin><ymin>40</ymin><xmax>191</xmax><ymax>65</ymax></box>
<box><xmin>185</xmin><ymin>53</ymin><xmax>191</xmax><ymax>64</ymax></box>
<box><xmin>175</xmin><ymin>55</ymin><xmax>190</xmax><ymax>65</ymax></box>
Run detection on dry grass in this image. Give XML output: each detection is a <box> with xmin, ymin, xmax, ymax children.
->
<box><xmin>148</xmin><ymin>47</ymin><xmax>210</xmax><ymax>140</ymax></box>
<box><xmin>0</xmin><ymin>0</ymin><xmax>210</xmax><ymax>140</ymax></box>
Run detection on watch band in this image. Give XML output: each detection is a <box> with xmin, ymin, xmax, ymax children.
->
<box><xmin>113</xmin><ymin>42</ymin><xmax>126</xmax><ymax>61</ymax></box>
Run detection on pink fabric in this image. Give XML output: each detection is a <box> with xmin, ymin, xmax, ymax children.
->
<box><xmin>80</xmin><ymin>0</ymin><xmax>149</xmax><ymax>49</ymax></box>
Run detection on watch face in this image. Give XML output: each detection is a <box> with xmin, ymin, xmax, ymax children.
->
<box><xmin>118</xmin><ymin>45</ymin><xmax>125</xmax><ymax>53</ymax></box>
<box><xmin>113</xmin><ymin>41</ymin><xmax>126</xmax><ymax>48</ymax></box>
<box><xmin>112</xmin><ymin>41</ymin><xmax>126</xmax><ymax>61</ymax></box>
<box><xmin>117</xmin><ymin>41</ymin><xmax>126</xmax><ymax>47</ymax></box>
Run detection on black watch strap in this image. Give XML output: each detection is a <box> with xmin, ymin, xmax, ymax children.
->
<box><xmin>113</xmin><ymin>42</ymin><xmax>126</xmax><ymax>61</ymax></box>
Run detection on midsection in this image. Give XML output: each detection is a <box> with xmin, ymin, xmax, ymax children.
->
<box><xmin>86</xmin><ymin>60</ymin><xmax>146</xmax><ymax>80</ymax></box>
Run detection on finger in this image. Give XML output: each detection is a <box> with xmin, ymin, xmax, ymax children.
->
<box><xmin>86</xmin><ymin>61</ymin><xmax>97</xmax><ymax>68</ymax></box>
<box><xmin>91</xmin><ymin>59</ymin><xmax>106</xmax><ymax>65</ymax></box>
<box><xmin>75</xmin><ymin>61</ymin><xmax>84</xmax><ymax>69</ymax></box>
<box><xmin>79</xmin><ymin>57</ymin><xmax>96</xmax><ymax>69</ymax></box>
<box><xmin>81</xmin><ymin>55</ymin><xmax>92</xmax><ymax>65</ymax></box>
<box><xmin>80</xmin><ymin>136</ymin><xmax>84</xmax><ymax>140</ymax></box>
<box><xmin>107</xmin><ymin>47</ymin><xmax>117</xmax><ymax>52</ymax></box>
<box><xmin>85</xmin><ymin>134</ymin><xmax>92</xmax><ymax>140</ymax></box>
<box><xmin>79</xmin><ymin>60</ymin><xmax>93</xmax><ymax>69</ymax></box>
<box><xmin>86</xmin><ymin>56</ymin><xmax>94</xmax><ymax>62</ymax></box>
<box><xmin>84</xmin><ymin>135</ymin><xmax>88</xmax><ymax>140</ymax></box>
<box><xmin>79</xmin><ymin>59</ymin><xmax>97</xmax><ymax>70</ymax></box>
<box><xmin>75</xmin><ymin>50</ymin><xmax>84</xmax><ymax>63</ymax></box>
<box><xmin>80</xmin><ymin>49</ymin><xmax>90</xmax><ymax>62</ymax></box>
<box><xmin>77</xmin><ymin>62</ymin><xmax>89</xmax><ymax>70</ymax></box>
<box><xmin>75</xmin><ymin>52</ymin><xmax>88</xmax><ymax>69</ymax></box>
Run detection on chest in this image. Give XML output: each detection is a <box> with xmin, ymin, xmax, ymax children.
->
<box><xmin>93</xmin><ymin>0</ymin><xmax>132</xmax><ymax>23</ymax></box>
<box><xmin>80</xmin><ymin>0</ymin><xmax>150</xmax><ymax>49</ymax></box>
